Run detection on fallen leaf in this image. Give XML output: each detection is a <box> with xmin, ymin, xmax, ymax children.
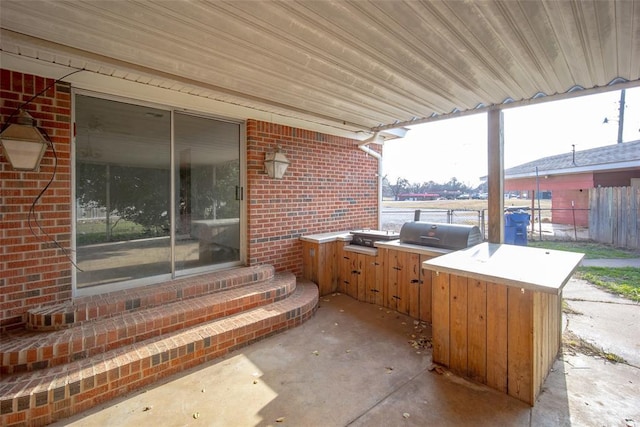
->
<box><xmin>403</xmin><ymin>412</ymin><xmax>410</xmax><ymax>419</ymax></box>
<box><xmin>193</xmin><ymin>412</ymin><xmax>200</xmax><ymax>419</ymax></box>
<box><xmin>428</xmin><ymin>363</ymin><xmax>446</xmax><ymax>374</ymax></box>
<box><xmin>312</xmin><ymin>350</ymin><xmax>319</xmax><ymax>356</ymax></box>
<box><xmin>142</xmin><ymin>406</ymin><xmax>152</xmax><ymax>412</ymax></box>
<box><xmin>276</xmin><ymin>417</ymin><xmax>285</xmax><ymax>423</ymax></box>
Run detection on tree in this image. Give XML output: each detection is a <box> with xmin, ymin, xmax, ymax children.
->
<box><xmin>76</xmin><ymin>163</ymin><xmax>170</xmax><ymax>238</ymax></box>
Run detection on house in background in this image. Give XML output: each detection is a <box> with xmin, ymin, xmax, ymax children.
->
<box><xmin>504</xmin><ymin>140</ymin><xmax>640</xmax><ymax>226</ymax></box>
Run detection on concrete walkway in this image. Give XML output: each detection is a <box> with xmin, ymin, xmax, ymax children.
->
<box><xmin>581</xmin><ymin>257</ymin><xmax>640</xmax><ymax>268</ymax></box>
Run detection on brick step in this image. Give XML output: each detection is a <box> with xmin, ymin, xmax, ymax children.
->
<box><xmin>0</xmin><ymin>279</ymin><xmax>318</xmax><ymax>427</ymax></box>
<box><xmin>26</xmin><ymin>265</ymin><xmax>275</xmax><ymax>330</ymax></box>
<box><xmin>1</xmin><ymin>271</ymin><xmax>295</xmax><ymax>375</ymax></box>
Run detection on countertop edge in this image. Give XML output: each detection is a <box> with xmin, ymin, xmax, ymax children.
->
<box><xmin>299</xmin><ymin>232</ymin><xmax>352</xmax><ymax>244</ymax></box>
<box><xmin>421</xmin><ymin>243</ymin><xmax>584</xmax><ymax>295</ymax></box>
<box><xmin>374</xmin><ymin>240</ymin><xmax>451</xmax><ymax>257</ymax></box>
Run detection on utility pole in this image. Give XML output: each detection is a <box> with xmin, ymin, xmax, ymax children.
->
<box><xmin>617</xmin><ymin>89</ymin><xmax>625</xmax><ymax>144</ymax></box>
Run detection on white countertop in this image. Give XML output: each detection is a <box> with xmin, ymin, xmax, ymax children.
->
<box><xmin>299</xmin><ymin>231</ymin><xmax>352</xmax><ymax>244</ymax></box>
<box><xmin>374</xmin><ymin>240</ymin><xmax>451</xmax><ymax>257</ymax></box>
<box><xmin>422</xmin><ymin>242</ymin><xmax>584</xmax><ymax>294</ymax></box>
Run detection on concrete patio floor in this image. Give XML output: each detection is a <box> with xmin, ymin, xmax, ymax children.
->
<box><xmin>51</xmin><ymin>277</ymin><xmax>639</xmax><ymax>427</ymax></box>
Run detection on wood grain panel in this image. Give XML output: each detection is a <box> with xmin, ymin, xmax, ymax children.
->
<box><xmin>486</xmin><ymin>282</ymin><xmax>508</xmax><ymax>393</ymax></box>
<box><xmin>432</xmin><ymin>271</ymin><xmax>450</xmax><ymax>367</ymax></box>
<box><xmin>507</xmin><ymin>287</ymin><xmax>534</xmax><ymax>404</ymax></box>
<box><xmin>449</xmin><ymin>274</ymin><xmax>468</xmax><ymax>375</ymax></box>
<box><xmin>419</xmin><ymin>255</ymin><xmax>433</xmax><ymax>323</ymax></box>
<box><xmin>467</xmin><ymin>278</ymin><xmax>487</xmax><ymax>383</ymax></box>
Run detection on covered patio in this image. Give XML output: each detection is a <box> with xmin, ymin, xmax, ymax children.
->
<box><xmin>1</xmin><ymin>1</ymin><xmax>639</xmax><ymax>425</ymax></box>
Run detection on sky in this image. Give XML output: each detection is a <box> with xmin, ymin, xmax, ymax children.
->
<box><xmin>382</xmin><ymin>87</ymin><xmax>640</xmax><ymax>188</ymax></box>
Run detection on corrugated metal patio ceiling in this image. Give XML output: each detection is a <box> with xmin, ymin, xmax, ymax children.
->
<box><xmin>1</xmin><ymin>0</ymin><xmax>639</xmax><ymax>138</ymax></box>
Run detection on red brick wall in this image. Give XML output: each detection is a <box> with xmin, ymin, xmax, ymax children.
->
<box><xmin>246</xmin><ymin>120</ymin><xmax>379</xmax><ymax>275</ymax></box>
<box><xmin>1</xmin><ymin>70</ymin><xmax>73</xmax><ymax>331</ymax></box>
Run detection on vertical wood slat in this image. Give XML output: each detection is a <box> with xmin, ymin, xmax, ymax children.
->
<box><xmin>507</xmin><ymin>287</ymin><xmax>534</xmax><ymax>404</ymax></box>
<box><xmin>301</xmin><ymin>240</ymin><xmax>317</xmax><ymax>284</ymax></box>
<box><xmin>405</xmin><ymin>252</ymin><xmax>421</xmax><ymax>319</ymax></box>
<box><xmin>419</xmin><ymin>255</ymin><xmax>433</xmax><ymax>323</ymax></box>
<box><xmin>486</xmin><ymin>283</ymin><xmax>508</xmax><ymax>393</ymax></box>
<box><xmin>396</xmin><ymin>252</ymin><xmax>410</xmax><ymax>315</ymax></box>
<box><xmin>374</xmin><ymin>249</ymin><xmax>385</xmax><ymax>306</ymax></box>
<box><xmin>467</xmin><ymin>279</ymin><xmax>487</xmax><ymax>383</ymax></box>
<box><xmin>338</xmin><ymin>247</ymin><xmax>352</xmax><ymax>296</ymax></box>
<box><xmin>356</xmin><ymin>254</ymin><xmax>367</xmax><ymax>302</ymax></box>
<box><xmin>386</xmin><ymin>250</ymin><xmax>400</xmax><ymax>310</ymax></box>
<box><xmin>449</xmin><ymin>274</ymin><xmax>468</xmax><ymax>375</ymax></box>
<box><xmin>432</xmin><ymin>271</ymin><xmax>450</xmax><ymax>367</ymax></box>
<box><xmin>589</xmin><ymin>186</ymin><xmax>640</xmax><ymax>249</ymax></box>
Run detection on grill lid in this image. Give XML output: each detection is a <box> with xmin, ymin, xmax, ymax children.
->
<box><xmin>399</xmin><ymin>222</ymin><xmax>482</xmax><ymax>250</ymax></box>
<box><xmin>350</xmin><ymin>229</ymin><xmax>400</xmax><ymax>247</ymax></box>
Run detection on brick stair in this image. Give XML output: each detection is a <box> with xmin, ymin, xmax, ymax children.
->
<box><xmin>0</xmin><ymin>266</ymin><xmax>319</xmax><ymax>427</ymax></box>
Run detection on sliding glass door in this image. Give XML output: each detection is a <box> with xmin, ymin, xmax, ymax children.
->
<box><xmin>174</xmin><ymin>113</ymin><xmax>240</xmax><ymax>272</ymax></box>
<box><xmin>74</xmin><ymin>94</ymin><xmax>241</xmax><ymax>291</ymax></box>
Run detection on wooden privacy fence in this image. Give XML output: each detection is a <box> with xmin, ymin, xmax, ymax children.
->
<box><xmin>589</xmin><ymin>186</ymin><xmax>640</xmax><ymax>250</ymax></box>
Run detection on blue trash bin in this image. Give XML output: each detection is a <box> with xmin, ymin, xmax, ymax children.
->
<box><xmin>504</xmin><ymin>211</ymin><xmax>530</xmax><ymax>245</ymax></box>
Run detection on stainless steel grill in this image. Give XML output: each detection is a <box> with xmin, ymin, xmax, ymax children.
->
<box><xmin>399</xmin><ymin>222</ymin><xmax>482</xmax><ymax>250</ymax></box>
<box><xmin>350</xmin><ymin>229</ymin><xmax>400</xmax><ymax>247</ymax></box>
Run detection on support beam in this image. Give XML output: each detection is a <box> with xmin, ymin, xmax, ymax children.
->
<box><xmin>487</xmin><ymin>109</ymin><xmax>504</xmax><ymax>243</ymax></box>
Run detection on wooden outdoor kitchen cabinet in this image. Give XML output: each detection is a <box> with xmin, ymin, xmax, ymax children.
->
<box><xmin>339</xmin><ymin>246</ymin><xmax>382</xmax><ymax>304</ymax></box>
<box><xmin>376</xmin><ymin>241</ymin><xmax>449</xmax><ymax>323</ymax></box>
<box><xmin>300</xmin><ymin>232</ymin><xmax>349</xmax><ymax>295</ymax></box>
<box><xmin>422</xmin><ymin>243</ymin><xmax>584</xmax><ymax>405</ymax></box>
<box><xmin>383</xmin><ymin>249</ymin><xmax>435</xmax><ymax>322</ymax></box>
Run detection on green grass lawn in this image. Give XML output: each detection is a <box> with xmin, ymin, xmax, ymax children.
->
<box><xmin>76</xmin><ymin>219</ymin><xmax>165</xmax><ymax>245</ymax></box>
<box><xmin>528</xmin><ymin>240</ymin><xmax>640</xmax><ymax>302</ymax></box>
<box><xmin>527</xmin><ymin>240</ymin><xmax>639</xmax><ymax>259</ymax></box>
<box><xmin>577</xmin><ymin>267</ymin><xmax>640</xmax><ymax>302</ymax></box>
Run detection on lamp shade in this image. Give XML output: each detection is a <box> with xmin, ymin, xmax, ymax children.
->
<box><xmin>264</xmin><ymin>146</ymin><xmax>290</xmax><ymax>179</ymax></box>
<box><xmin>0</xmin><ymin>110</ymin><xmax>48</xmax><ymax>171</ymax></box>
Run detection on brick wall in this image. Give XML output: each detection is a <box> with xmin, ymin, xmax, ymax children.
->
<box><xmin>0</xmin><ymin>70</ymin><xmax>380</xmax><ymax>331</ymax></box>
<box><xmin>1</xmin><ymin>70</ymin><xmax>73</xmax><ymax>331</ymax></box>
<box><xmin>246</xmin><ymin>120</ymin><xmax>379</xmax><ymax>276</ymax></box>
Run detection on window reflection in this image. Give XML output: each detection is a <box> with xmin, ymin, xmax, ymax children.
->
<box><xmin>75</xmin><ymin>95</ymin><xmax>171</xmax><ymax>287</ymax></box>
<box><xmin>74</xmin><ymin>96</ymin><xmax>241</xmax><ymax>290</ymax></box>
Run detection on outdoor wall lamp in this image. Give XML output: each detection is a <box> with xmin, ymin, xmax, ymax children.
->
<box><xmin>264</xmin><ymin>145</ymin><xmax>290</xmax><ymax>179</ymax></box>
<box><xmin>0</xmin><ymin>109</ymin><xmax>48</xmax><ymax>171</ymax></box>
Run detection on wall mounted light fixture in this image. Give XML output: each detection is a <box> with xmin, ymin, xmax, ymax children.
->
<box><xmin>0</xmin><ymin>109</ymin><xmax>48</xmax><ymax>171</ymax></box>
<box><xmin>264</xmin><ymin>145</ymin><xmax>290</xmax><ymax>179</ymax></box>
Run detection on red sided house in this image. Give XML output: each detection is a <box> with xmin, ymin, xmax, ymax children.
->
<box><xmin>504</xmin><ymin>140</ymin><xmax>640</xmax><ymax>226</ymax></box>
<box><xmin>1</xmin><ymin>2</ymin><xmax>639</xmax><ymax>425</ymax></box>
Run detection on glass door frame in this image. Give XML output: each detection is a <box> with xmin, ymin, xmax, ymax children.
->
<box><xmin>71</xmin><ymin>89</ymin><xmax>246</xmax><ymax>297</ymax></box>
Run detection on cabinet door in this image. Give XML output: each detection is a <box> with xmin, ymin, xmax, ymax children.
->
<box><xmin>403</xmin><ymin>252</ymin><xmax>421</xmax><ymax>319</ymax></box>
<box><xmin>419</xmin><ymin>255</ymin><xmax>434</xmax><ymax>323</ymax></box>
<box><xmin>367</xmin><ymin>251</ymin><xmax>383</xmax><ymax>305</ymax></box>
<box><xmin>339</xmin><ymin>249</ymin><xmax>359</xmax><ymax>298</ymax></box>
<box><xmin>385</xmin><ymin>250</ymin><xmax>400</xmax><ymax>310</ymax></box>
<box><xmin>395</xmin><ymin>251</ymin><xmax>412</xmax><ymax>315</ymax></box>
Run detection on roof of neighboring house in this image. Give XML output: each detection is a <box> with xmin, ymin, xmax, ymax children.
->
<box><xmin>504</xmin><ymin>140</ymin><xmax>640</xmax><ymax>179</ymax></box>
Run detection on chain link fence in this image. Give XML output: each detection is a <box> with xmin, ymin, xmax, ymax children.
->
<box><xmin>381</xmin><ymin>207</ymin><xmax>590</xmax><ymax>241</ymax></box>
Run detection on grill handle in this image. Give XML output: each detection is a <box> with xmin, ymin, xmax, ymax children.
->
<box><xmin>420</xmin><ymin>235</ymin><xmax>441</xmax><ymax>242</ymax></box>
